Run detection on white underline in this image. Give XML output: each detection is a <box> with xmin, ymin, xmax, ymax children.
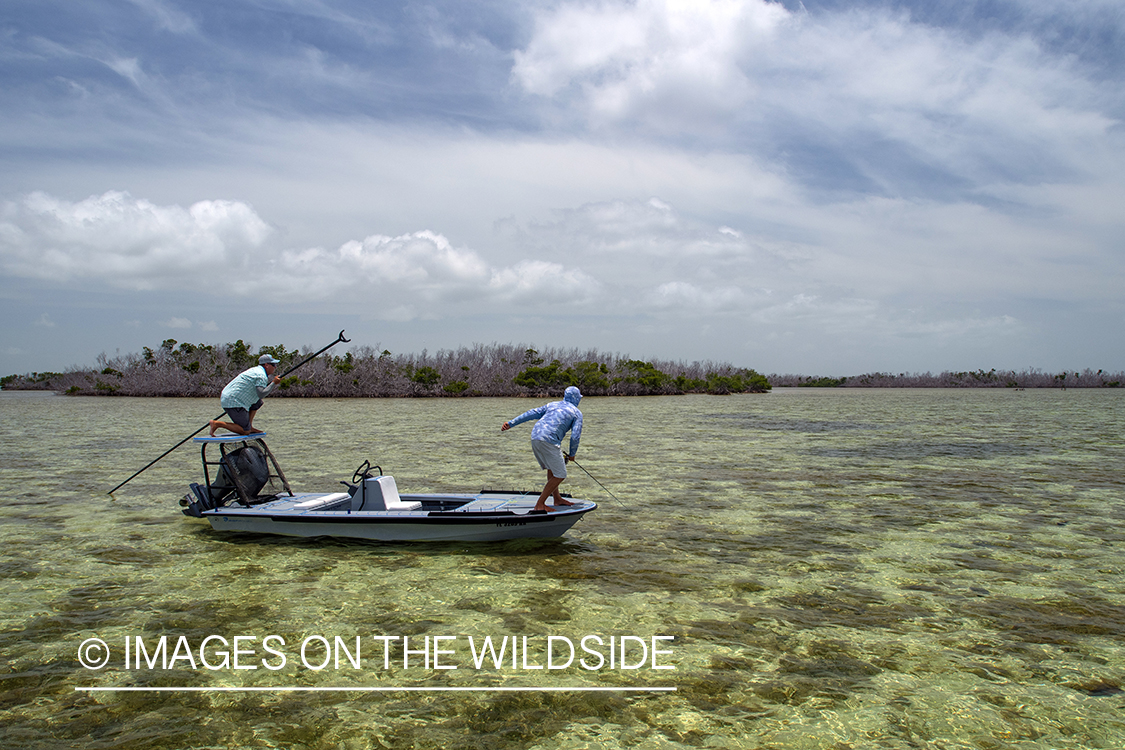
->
<box><xmin>75</xmin><ymin>686</ymin><xmax>676</xmax><ymax>693</ymax></box>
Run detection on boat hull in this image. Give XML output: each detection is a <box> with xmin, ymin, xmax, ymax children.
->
<box><xmin>199</xmin><ymin>492</ymin><xmax>596</xmax><ymax>542</ymax></box>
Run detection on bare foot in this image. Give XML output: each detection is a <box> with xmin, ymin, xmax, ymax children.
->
<box><xmin>553</xmin><ymin>498</ymin><xmax>576</xmax><ymax>507</ymax></box>
<box><xmin>208</xmin><ymin>420</ymin><xmax>218</xmax><ymax>437</ymax></box>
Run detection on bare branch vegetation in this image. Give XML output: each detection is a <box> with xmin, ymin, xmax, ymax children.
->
<box><xmin>7</xmin><ymin>341</ymin><xmax>1120</xmax><ymax>397</ymax></box>
<box><xmin>1</xmin><ymin>339</ymin><xmax>772</xmax><ymax>397</ymax></box>
<box><xmin>769</xmin><ymin>369</ymin><xmax>1123</xmax><ymax>388</ymax></box>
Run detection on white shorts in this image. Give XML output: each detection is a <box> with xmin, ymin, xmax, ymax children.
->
<box><xmin>531</xmin><ymin>440</ymin><xmax>567</xmax><ymax>478</ymax></box>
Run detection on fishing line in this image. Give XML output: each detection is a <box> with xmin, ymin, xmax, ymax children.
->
<box><xmin>569</xmin><ymin>458</ymin><xmax>625</xmax><ymax>506</ymax></box>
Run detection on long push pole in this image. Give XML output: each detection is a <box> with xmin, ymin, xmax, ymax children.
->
<box><xmin>107</xmin><ymin>330</ymin><xmax>350</xmax><ymax>495</ymax></box>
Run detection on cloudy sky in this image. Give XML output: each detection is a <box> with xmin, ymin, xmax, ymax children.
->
<box><xmin>2</xmin><ymin>0</ymin><xmax>1123</xmax><ymax>376</ymax></box>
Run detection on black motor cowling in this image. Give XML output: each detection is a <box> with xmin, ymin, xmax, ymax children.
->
<box><xmin>221</xmin><ymin>445</ymin><xmax>270</xmax><ymax>498</ymax></box>
<box><xmin>181</xmin><ymin>445</ymin><xmax>272</xmax><ymax>517</ymax></box>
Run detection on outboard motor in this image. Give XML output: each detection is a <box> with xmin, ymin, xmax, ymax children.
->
<box><xmin>181</xmin><ymin>482</ymin><xmax>218</xmax><ymax>518</ymax></box>
<box><xmin>181</xmin><ymin>444</ymin><xmax>273</xmax><ymax>517</ymax></box>
<box><xmin>221</xmin><ymin>445</ymin><xmax>271</xmax><ymax>498</ymax></box>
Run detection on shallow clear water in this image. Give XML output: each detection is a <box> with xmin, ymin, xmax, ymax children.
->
<box><xmin>1</xmin><ymin>388</ymin><xmax>1123</xmax><ymax>749</ymax></box>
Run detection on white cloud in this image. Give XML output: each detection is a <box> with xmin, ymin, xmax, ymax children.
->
<box><xmin>526</xmin><ymin>197</ymin><xmax>754</xmax><ymax>263</ymax></box>
<box><xmin>267</xmin><ymin>229</ymin><xmax>605</xmax><ymax>317</ymax></box>
<box><xmin>488</xmin><ymin>260</ymin><xmax>599</xmax><ymax>302</ymax></box>
<box><xmin>0</xmin><ymin>191</ymin><xmax>272</xmax><ymax>291</ymax></box>
<box><xmin>33</xmin><ymin>313</ymin><xmax>56</xmax><ymax>328</ymax></box>
<box><xmin>269</xmin><ymin>229</ymin><xmax>493</xmax><ymax>307</ymax></box>
<box><xmin>0</xmin><ymin>190</ymin><xmax>610</xmax><ymax>322</ymax></box>
<box><xmin>104</xmin><ymin>57</ymin><xmax>145</xmax><ymax>88</ymax></box>
<box><xmin>752</xmin><ymin>293</ymin><xmax>878</xmax><ymax>327</ymax></box>
<box><xmin>514</xmin><ymin>0</ymin><xmax>1115</xmax><ymax>192</ymax></box>
<box><xmin>513</xmin><ymin>0</ymin><xmax>788</xmax><ymax>128</ymax></box>
<box><xmin>650</xmin><ymin>281</ymin><xmax>746</xmax><ymax>311</ymax></box>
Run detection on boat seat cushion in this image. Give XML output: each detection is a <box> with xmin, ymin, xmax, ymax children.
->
<box><xmin>294</xmin><ymin>492</ymin><xmax>351</xmax><ymax>509</ymax></box>
<box><xmin>361</xmin><ymin>475</ymin><xmax>421</xmax><ymax>511</ymax></box>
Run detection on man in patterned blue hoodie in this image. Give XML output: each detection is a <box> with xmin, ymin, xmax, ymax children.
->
<box><xmin>501</xmin><ymin>386</ymin><xmax>583</xmax><ymax>513</ymax></box>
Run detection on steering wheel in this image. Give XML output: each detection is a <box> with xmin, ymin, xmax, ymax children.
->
<box><xmin>351</xmin><ymin>460</ymin><xmax>382</xmax><ymax>485</ymax></box>
<box><xmin>352</xmin><ymin>460</ymin><xmax>371</xmax><ymax>485</ymax></box>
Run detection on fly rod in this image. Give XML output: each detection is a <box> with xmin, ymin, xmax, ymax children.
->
<box><xmin>569</xmin><ymin>458</ymin><xmax>625</xmax><ymax>506</ymax></box>
<box><xmin>107</xmin><ymin>330</ymin><xmax>350</xmax><ymax>495</ymax></box>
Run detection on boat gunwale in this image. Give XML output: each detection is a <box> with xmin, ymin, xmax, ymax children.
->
<box><xmin>201</xmin><ymin>502</ymin><xmax>597</xmax><ymax>525</ymax></box>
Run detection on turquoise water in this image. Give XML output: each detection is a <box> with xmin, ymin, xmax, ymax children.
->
<box><xmin>1</xmin><ymin>388</ymin><xmax>1123</xmax><ymax>748</ymax></box>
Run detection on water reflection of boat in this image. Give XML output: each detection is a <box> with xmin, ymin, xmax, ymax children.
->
<box><xmin>178</xmin><ymin>434</ymin><xmax>596</xmax><ymax>542</ymax></box>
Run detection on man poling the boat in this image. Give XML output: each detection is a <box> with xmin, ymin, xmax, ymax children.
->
<box><xmin>209</xmin><ymin>354</ymin><xmax>282</xmax><ymax>436</ymax></box>
<box><xmin>107</xmin><ymin>330</ymin><xmax>349</xmax><ymax>495</ymax></box>
<box><xmin>501</xmin><ymin>386</ymin><xmax>584</xmax><ymax>513</ymax></box>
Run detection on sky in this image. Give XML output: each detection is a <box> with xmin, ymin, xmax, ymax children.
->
<box><xmin>2</xmin><ymin>0</ymin><xmax>1123</xmax><ymax>376</ymax></box>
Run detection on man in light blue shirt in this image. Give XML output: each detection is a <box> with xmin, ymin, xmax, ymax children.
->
<box><xmin>501</xmin><ymin>386</ymin><xmax>583</xmax><ymax>513</ymax></box>
<box><xmin>209</xmin><ymin>355</ymin><xmax>282</xmax><ymax>436</ymax></box>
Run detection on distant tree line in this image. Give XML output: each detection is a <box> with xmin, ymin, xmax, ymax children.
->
<box><xmin>0</xmin><ymin>339</ymin><xmax>771</xmax><ymax>397</ymax></box>
<box><xmin>769</xmin><ymin>369</ymin><xmax>1122</xmax><ymax>388</ymax></box>
<box><xmin>7</xmin><ymin>341</ymin><xmax>1119</xmax><ymax>396</ymax></box>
